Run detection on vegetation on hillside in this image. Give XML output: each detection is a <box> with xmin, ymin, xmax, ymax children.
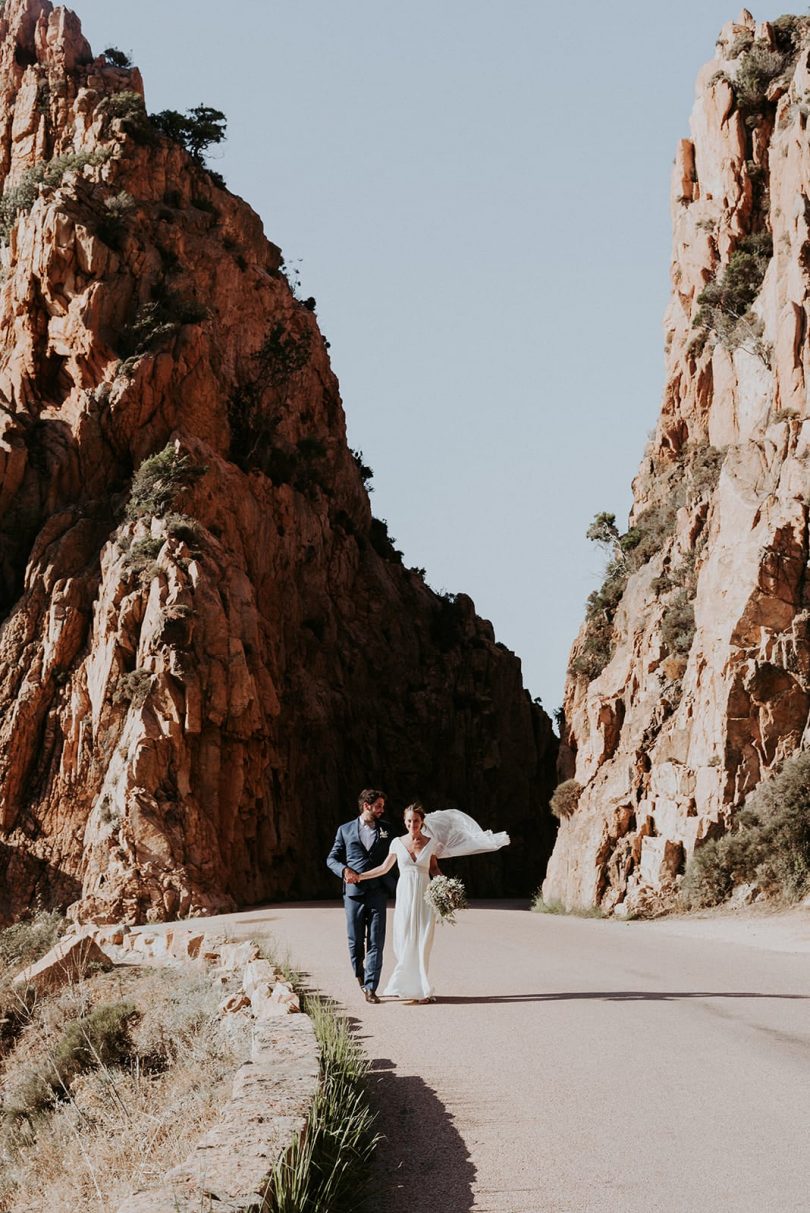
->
<box><xmin>150</xmin><ymin>104</ymin><xmax>227</xmax><ymax>165</ymax></box>
<box><xmin>693</xmin><ymin>232</ymin><xmax>773</xmax><ymax>361</ymax></box>
<box><xmin>125</xmin><ymin>443</ymin><xmax>206</xmax><ymax>521</ymax></box>
<box><xmin>0</xmin><ymin>933</ymin><xmax>252</xmax><ymax>1212</ymax></box>
<box><xmin>727</xmin><ymin>15</ymin><xmax>809</xmax><ymax>116</ymax></box>
<box><xmin>570</xmin><ymin>442</ymin><xmax>724</xmax><ymax>681</ymax></box>
<box><xmin>0</xmin><ymin>149</ymin><xmax>110</xmax><ymax>244</ymax></box>
<box><xmin>682</xmin><ymin>749</ymin><xmax>810</xmax><ymax>908</ymax></box>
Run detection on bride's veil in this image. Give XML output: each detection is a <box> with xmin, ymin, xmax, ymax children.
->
<box><xmin>422</xmin><ymin>809</ymin><xmax>510</xmax><ymax>859</ymax></box>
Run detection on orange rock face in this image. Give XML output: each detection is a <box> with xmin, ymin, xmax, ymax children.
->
<box><xmin>0</xmin><ymin>0</ymin><xmax>556</xmax><ymax>924</ymax></box>
<box><xmin>544</xmin><ymin>11</ymin><xmax>810</xmax><ymax>915</ymax></box>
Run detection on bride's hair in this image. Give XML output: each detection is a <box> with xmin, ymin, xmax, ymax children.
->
<box><xmin>404</xmin><ymin>801</ymin><xmax>425</xmax><ymax>821</ymax></box>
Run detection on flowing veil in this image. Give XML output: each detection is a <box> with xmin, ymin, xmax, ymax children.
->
<box><xmin>422</xmin><ymin>809</ymin><xmax>510</xmax><ymax>859</ymax></box>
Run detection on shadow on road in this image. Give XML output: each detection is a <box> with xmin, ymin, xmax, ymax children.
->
<box><xmin>360</xmin><ymin>1055</ymin><xmax>476</xmax><ymax>1213</ymax></box>
<box><xmin>438</xmin><ymin>991</ymin><xmax>810</xmax><ymax>1003</ymax></box>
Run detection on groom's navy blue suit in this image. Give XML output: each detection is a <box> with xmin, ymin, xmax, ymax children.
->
<box><xmin>326</xmin><ymin>817</ymin><xmax>397</xmax><ymax>992</ymax></box>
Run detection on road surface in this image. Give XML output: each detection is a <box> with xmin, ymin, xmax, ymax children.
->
<box><xmin>197</xmin><ymin>901</ymin><xmax>810</xmax><ymax>1213</ymax></box>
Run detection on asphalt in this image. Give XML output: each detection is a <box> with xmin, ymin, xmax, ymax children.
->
<box><xmin>180</xmin><ymin>901</ymin><xmax>810</xmax><ymax>1213</ymax></box>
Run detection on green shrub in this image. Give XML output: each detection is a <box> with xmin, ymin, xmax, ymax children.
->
<box><xmin>735</xmin><ymin>44</ymin><xmax>788</xmax><ymax>113</ymax></box>
<box><xmin>687</xmin><ymin>443</ymin><xmax>724</xmax><ymax>500</ymax></box>
<box><xmin>682</xmin><ymin>749</ymin><xmax>810</xmax><ymax>907</ymax></box>
<box><xmin>585</xmin><ymin>511</ymin><xmax>619</xmax><ymax>549</ymax></box>
<box><xmin>104</xmin><ymin>90</ymin><xmax>145</xmax><ymax>122</ymax></box>
<box><xmin>745</xmin><ymin>749</ymin><xmax>810</xmax><ymax>899</ymax></box>
<box><xmin>549</xmin><ymin>779</ymin><xmax>582</xmax><ymax>819</ymax></box>
<box><xmin>572</xmin><ymin>441</ymin><xmax>723</xmax><ymax>682</ymax></box>
<box><xmin>0</xmin><ymin>912</ymin><xmax>65</xmax><ymax>969</ymax></box>
<box><xmin>369</xmin><ymin>517</ymin><xmax>403</xmax><ymax>563</ymax></box>
<box><xmin>126</xmin><ymin>445</ymin><xmax>205</xmax><ymax>520</ymax></box>
<box><xmin>113</xmin><ymin>669</ymin><xmax>153</xmax><ymax>706</ymax></box>
<box><xmin>103</xmin><ymin>46</ymin><xmax>132</xmax><ymax>68</ymax></box>
<box><xmin>120</xmin><ymin>291</ymin><xmax>209</xmax><ymax>358</ymax></box>
<box><xmin>150</xmin><ymin>105</ymin><xmax>227</xmax><ymax>165</ymax></box>
<box><xmin>119</xmin><ymin>534</ymin><xmax>163</xmax><ymax>581</ymax></box>
<box><xmin>255</xmin><ymin>322</ymin><xmax>312</xmax><ymax>389</ymax></box>
<box><xmin>661</xmin><ymin>589</ymin><xmax>695</xmax><ymax>655</ymax></box>
<box><xmin>772</xmin><ymin>14</ymin><xmax>809</xmax><ymax>54</ymax></box>
<box><xmin>0</xmin><ymin>150</ymin><xmax>108</xmax><ymax>243</ymax></box>
<box><xmin>728</xmin><ymin>32</ymin><xmax>754</xmax><ymax>59</ymax></box>
<box><xmin>694</xmin><ymin>232</ymin><xmax>772</xmax><ymax>356</ymax></box>
<box><xmin>681</xmin><ymin>837</ymin><xmax>736</xmax><ymax>908</ymax></box>
<box><xmin>102</xmin><ymin>89</ymin><xmax>154</xmax><ymax>144</ymax></box>
<box><xmin>191</xmin><ymin>193</ymin><xmax>217</xmax><ymax>216</ymax></box>
<box><xmin>52</xmin><ymin>1001</ymin><xmax>138</xmax><ymax>1087</ymax></box>
<box><xmin>730</xmin><ymin>16</ymin><xmax>810</xmax><ymax>115</ymax></box>
<box><xmin>95</xmin><ymin>191</ymin><xmax>135</xmax><ymax>249</ymax></box>
<box><xmin>164</xmin><ymin>511</ymin><xmax>204</xmax><ymax>546</ymax></box>
<box><xmin>9</xmin><ymin>1001</ymin><xmax>138</xmax><ymax>1117</ymax></box>
<box><xmin>570</xmin><ymin>561</ymin><xmax>625</xmax><ymax>679</ymax></box>
<box><xmin>623</xmin><ymin>502</ymin><xmax>679</xmax><ymax>566</ymax></box>
<box><xmin>229</xmin><ymin>324</ymin><xmax>312</xmax><ymax>468</ymax></box>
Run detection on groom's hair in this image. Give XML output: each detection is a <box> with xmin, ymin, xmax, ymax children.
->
<box><xmin>358</xmin><ymin>788</ymin><xmax>386</xmax><ymax>811</ymax></box>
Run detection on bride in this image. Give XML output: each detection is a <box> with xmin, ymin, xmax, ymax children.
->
<box><xmin>357</xmin><ymin>801</ymin><xmax>509</xmax><ymax>1004</ymax></box>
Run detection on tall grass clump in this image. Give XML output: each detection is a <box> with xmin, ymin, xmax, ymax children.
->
<box><xmin>531</xmin><ymin>894</ymin><xmax>603</xmax><ymax>918</ymax></box>
<box><xmin>0</xmin><ymin>912</ymin><xmax>66</xmax><ymax>1054</ymax></box>
<box><xmin>0</xmin><ymin>965</ymin><xmax>251</xmax><ymax>1212</ymax></box>
<box><xmin>682</xmin><ymin>749</ymin><xmax>810</xmax><ymax>908</ymax></box>
<box><xmin>268</xmin><ymin>994</ymin><xmax>380</xmax><ymax>1213</ymax></box>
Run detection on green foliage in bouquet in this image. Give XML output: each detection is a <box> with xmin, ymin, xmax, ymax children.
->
<box><xmin>425</xmin><ymin>875</ymin><xmax>468</xmax><ymax>924</ymax></box>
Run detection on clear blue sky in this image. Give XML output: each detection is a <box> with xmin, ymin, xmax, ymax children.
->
<box><xmin>73</xmin><ymin>2</ymin><xmax>789</xmax><ymax>711</ymax></box>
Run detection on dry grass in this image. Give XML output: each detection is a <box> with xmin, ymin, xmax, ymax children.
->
<box><xmin>0</xmin><ymin>911</ymin><xmax>67</xmax><ymax>1056</ymax></box>
<box><xmin>0</xmin><ymin>963</ymin><xmax>251</xmax><ymax>1212</ymax></box>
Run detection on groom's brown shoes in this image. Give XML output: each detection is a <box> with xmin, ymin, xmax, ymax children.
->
<box><xmin>363</xmin><ymin>988</ymin><xmax>380</xmax><ymax>1004</ymax></box>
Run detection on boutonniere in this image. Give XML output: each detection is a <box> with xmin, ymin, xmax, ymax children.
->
<box><xmin>379</xmin><ymin>829</ymin><xmax>389</xmax><ymax>839</ymax></box>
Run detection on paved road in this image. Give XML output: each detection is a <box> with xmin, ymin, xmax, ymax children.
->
<box><xmin>207</xmin><ymin>901</ymin><xmax>810</xmax><ymax>1213</ymax></box>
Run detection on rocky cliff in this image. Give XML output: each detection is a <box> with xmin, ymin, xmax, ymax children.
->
<box><xmin>0</xmin><ymin>0</ymin><xmax>557</xmax><ymax>924</ymax></box>
<box><xmin>544</xmin><ymin>10</ymin><xmax>810</xmax><ymax>915</ymax></box>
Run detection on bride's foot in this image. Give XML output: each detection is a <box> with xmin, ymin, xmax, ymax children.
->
<box><xmin>415</xmin><ymin>997</ymin><xmax>435</xmax><ymax>1004</ymax></box>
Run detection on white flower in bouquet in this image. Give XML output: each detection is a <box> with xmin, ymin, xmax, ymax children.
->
<box><xmin>425</xmin><ymin>875</ymin><xmax>468</xmax><ymax>924</ymax></box>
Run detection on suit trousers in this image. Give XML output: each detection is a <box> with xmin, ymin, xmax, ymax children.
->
<box><xmin>344</xmin><ymin>889</ymin><xmax>387</xmax><ymax>991</ymax></box>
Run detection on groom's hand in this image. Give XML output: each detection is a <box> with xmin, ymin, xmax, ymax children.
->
<box><xmin>344</xmin><ymin>868</ymin><xmax>360</xmax><ymax>884</ymax></box>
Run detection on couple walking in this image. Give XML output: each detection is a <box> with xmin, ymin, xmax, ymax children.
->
<box><xmin>326</xmin><ymin>787</ymin><xmax>509</xmax><ymax>1004</ymax></box>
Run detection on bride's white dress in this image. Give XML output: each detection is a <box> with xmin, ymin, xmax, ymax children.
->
<box><xmin>382</xmin><ymin>810</ymin><xmax>511</xmax><ymax>1001</ymax></box>
<box><xmin>383</xmin><ymin>835</ymin><xmax>437</xmax><ymax>1001</ymax></box>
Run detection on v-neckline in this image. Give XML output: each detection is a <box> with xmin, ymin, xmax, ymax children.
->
<box><xmin>402</xmin><ymin>836</ymin><xmax>429</xmax><ymax>864</ymax></box>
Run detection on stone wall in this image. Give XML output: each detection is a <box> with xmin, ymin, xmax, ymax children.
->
<box><xmin>15</xmin><ymin>922</ymin><xmax>320</xmax><ymax>1212</ymax></box>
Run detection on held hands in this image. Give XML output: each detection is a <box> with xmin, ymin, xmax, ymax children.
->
<box><xmin>344</xmin><ymin>867</ymin><xmax>361</xmax><ymax>885</ymax></box>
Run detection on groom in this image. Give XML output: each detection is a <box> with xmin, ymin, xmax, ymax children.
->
<box><xmin>326</xmin><ymin>787</ymin><xmax>397</xmax><ymax>1003</ymax></box>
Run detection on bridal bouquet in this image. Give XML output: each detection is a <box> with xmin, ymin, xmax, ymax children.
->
<box><xmin>425</xmin><ymin>875</ymin><xmax>468</xmax><ymax>924</ymax></box>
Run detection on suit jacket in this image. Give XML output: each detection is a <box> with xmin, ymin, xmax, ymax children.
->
<box><xmin>326</xmin><ymin>817</ymin><xmax>398</xmax><ymax>899</ymax></box>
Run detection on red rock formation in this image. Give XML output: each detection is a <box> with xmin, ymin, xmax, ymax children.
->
<box><xmin>544</xmin><ymin>11</ymin><xmax>810</xmax><ymax>915</ymax></box>
<box><xmin>0</xmin><ymin>0</ymin><xmax>556</xmax><ymax>924</ymax></box>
